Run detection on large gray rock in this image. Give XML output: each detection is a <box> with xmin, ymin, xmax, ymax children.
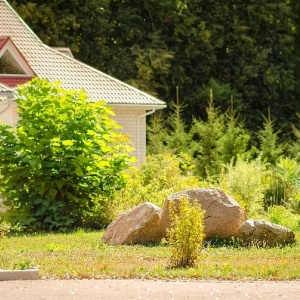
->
<box><xmin>238</xmin><ymin>219</ymin><xmax>296</xmax><ymax>247</ymax></box>
<box><xmin>102</xmin><ymin>202</ymin><xmax>163</xmax><ymax>245</ymax></box>
<box><xmin>161</xmin><ymin>188</ymin><xmax>247</xmax><ymax>240</ymax></box>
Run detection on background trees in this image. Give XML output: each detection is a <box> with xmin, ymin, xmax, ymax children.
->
<box><xmin>7</xmin><ymin>0</ymin><xmax>300</xmax><ymax>136</ymax></box>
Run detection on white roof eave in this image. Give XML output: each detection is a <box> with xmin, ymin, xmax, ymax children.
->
<box><xmin>110</xmin><ymin>103</ymin><xmax>167</xmax><ymax>110</ymax></box>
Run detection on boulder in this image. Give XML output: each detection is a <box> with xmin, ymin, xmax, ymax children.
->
<box><xmin>238</xmin><ymin>219</ymin><xmax>296</xmax><ymax>247</ymax></box>
<box><xmin>102</xmin><ymin>202</ymin><xmax>163</xmax><ymax>245</ymax></box>
<box><xmin>161</xmin><ymin>188</ymin><xmax>247</xmax><ymax>240</ymax></box>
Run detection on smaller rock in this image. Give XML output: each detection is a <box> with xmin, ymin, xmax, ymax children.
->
<box><xmin>238</xmin><ymin>220</ymin><xmax>295</xmax><ymax>247</ymax></box>
<box><xmin>102</xmin><ymin>202</ymin><xmax>163</xmax><ymax>245</ymax></box>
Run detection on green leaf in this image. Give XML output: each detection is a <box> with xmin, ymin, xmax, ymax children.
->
<box><xmin>29</xmin><ymin>127</ymin><xmax>39</xmax><ymax>135</ymax></box>
<box><xmin>74</xmin><ymin>166</ymin><xmax>84</xmax><ymax>177</ymax></box>
<box><xmin>35</xmin><ymin>143</ymin><xmax>45</xmax><ymax>153</ymax></box>
<box><xmin>49</xmin><ymin>188</ymin><xmax>57</xmax><ymax>198</ymax></box>
<box><xmin>55</xmin><ymin>179</ymin><xmax>65</xmax><ymax>190</ymax></box>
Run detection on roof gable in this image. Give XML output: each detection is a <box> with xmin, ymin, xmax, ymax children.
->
<box><xmin>0</xmin><ymin>0</ymin><xmax>166</xmax><ymax>108</ymax></box>
<box><xmin>0</xmin><ymin>36</ymin><xmax>35</xmax><ymax>76</ymax></box>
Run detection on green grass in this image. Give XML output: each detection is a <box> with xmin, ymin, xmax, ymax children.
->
<box><xmin>1</xmin><ymin>230</ymin><xmax>300</xmax><ymax>281</ymax></box>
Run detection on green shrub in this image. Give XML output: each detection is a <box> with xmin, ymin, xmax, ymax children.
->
<box><xmin>265</xmin><ymin>157</ymin><xmax>300</xmax><ymax>209</ymax></box>
<box><xmin>167</xmin><ymin>197</ymin><xmax>205</xmax><ymax>268</ymax></box>
<box><xmin>219</xmin><ymin>156</ymin><xmax>269</xmax><ymax>215</ymax></box>
<box><xmin>267</xmin><ymin>205</ymin><xmax>300</xmax><ymax>231</ymax></box>
<box><xmin>110</xmin><ymin>153</ymin><xmax>207</xmax><ymax>218</ymax></box>
<box><xmin>0</xmin><ymin>78</ymin><xmax>133</xmax><ymax>231</ymax></box>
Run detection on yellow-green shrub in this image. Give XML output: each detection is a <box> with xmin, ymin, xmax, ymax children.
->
<box><xmin>167</xmin><ymin>197</ymin><xmax>205</xmax><ymax>268</ymax></box>
<box><xmin>265</xmin><ymin>157</ymin><xmax>300</xmax><ymax>210</ymax></box>
<box><xmin>219</xmin><ymin>156</ymin><xmax>269</xmax><ymax>215</ymax></box>
<box><xmin>110</xmin><ymin>154</ymin><xmax>208</xmax><ymax>218</ymax></box>
<box><xmin>267</xmin><ymin>205</ymin><xmax>300</xmax><ymax>231</ymax></box>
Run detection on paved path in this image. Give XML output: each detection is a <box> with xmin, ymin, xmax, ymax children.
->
<box><xmin>1</xmin><ymin>279</ymin><xmax>300</xmax><ymax>299</ymax></box>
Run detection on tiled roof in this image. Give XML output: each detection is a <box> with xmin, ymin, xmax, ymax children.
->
<box><xmin>0</xmin><ymin>0</ymin><xmax>166</xmax><ymax>108</ymax></box>
<box><xmin>52</xmin><ymin>47</ymin><xmax>74</xmax><ymax>58</ymax></box>
<box><xmin>0</xmin><ymin>81</ymin><xmax>13</xmax><ymax>92</ymax></box>
<box><xmin>0</xmin><ymin>36</ymin><xmax>9</xmax><ymax>49</ymax></box>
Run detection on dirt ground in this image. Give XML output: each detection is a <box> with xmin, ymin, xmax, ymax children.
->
<box><xmin>0</xmin><ymin>279</ymin><xmax>300</xmax><ymax>300</ymax></box>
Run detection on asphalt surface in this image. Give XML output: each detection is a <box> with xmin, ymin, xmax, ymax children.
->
<box><xmin>1</xmin><ymin>279</ymin><xmax>300</xmax><ymax>299</ymax></box>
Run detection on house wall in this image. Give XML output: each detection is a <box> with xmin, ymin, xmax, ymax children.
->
<box><xmin>113</xmin><ymin>107</ymin><xmax>147</xmax><ymax>165</ymax></box>
<box><xmin>0</xmin><ymin>100</ymin><xmax>17</xmax><ymax>126</ymax></box>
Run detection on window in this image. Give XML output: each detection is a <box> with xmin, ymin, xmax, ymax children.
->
<box><xmin>0</xmin><ymin>49</ymin><xmax>26</xmax><ymax>74</ymax></box>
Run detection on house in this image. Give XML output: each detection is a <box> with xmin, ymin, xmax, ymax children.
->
<box><xmin>0</xmin><ymin>0</ymin><xmax>166</xmax><ymax>164</ymax></box>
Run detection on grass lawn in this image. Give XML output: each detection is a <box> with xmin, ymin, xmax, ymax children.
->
<box><xmin>1</xmin><ymin>230</ymin><xmax>299</xmax><ymax>281</ymax></box>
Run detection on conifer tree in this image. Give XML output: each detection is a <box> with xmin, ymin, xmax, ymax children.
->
<box><xmin>191</xmin><ymin>90</ymin><xmax>225</xmax><ymax>177</ymax></box>
<box><xmin>147</xmin><ymin>111</ymin><xmax>169</xmax><ymax>155</ymax></box>
<box><xmin>289</xmin><ymin>113</ymin><xmax>300</xmax><ymax>161</ymax></box>
<box><xmin>218</xmin><ymin>99</ymin><xmax>251</xmax><ymax>164</ymax></box>
<box><xmin>257</xmin><ymin>108</ymin><xmax>285</xmax><ymax>165</ymax></box>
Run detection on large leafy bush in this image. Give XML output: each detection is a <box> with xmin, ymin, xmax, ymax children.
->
<box><xmin>0</xmin><ymin>78</ymin><xmax>132</xmax><ymax>231</ymax></box>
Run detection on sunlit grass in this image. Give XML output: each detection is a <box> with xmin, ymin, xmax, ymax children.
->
<box><xmin>0</xmin><ymin>231</ymin><xmax>299</xmax><ymax>280</ymax></box>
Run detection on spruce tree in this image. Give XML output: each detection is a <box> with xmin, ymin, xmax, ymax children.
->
<box><xmin>218</xmin><ymin>100</ymin><xmax>251</xmax><ymax>164</ymax></box>
<box><xmin>191</xmin><ymin>90</ymin><xmax>225</xmax><ymax>178</ymax></box>
<box><xmin>257</xmin><ymin>108</ymin><xmax>285</xmax><ymax>165</ymax></box>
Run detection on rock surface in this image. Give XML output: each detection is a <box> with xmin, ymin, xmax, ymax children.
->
<box><xmin>161</xmin><ymin>188</ymin><xmax>247</xmax><ymax>240</ymax></box>
<box><xmin>102</xmin><ymin>202</ymin><xmax>163</xmax><ymax>245</ymax></box>
<box><xmin>238</xmin><ymin>219</ymin><xmax>296</xmax><ymax>247</ymax></box>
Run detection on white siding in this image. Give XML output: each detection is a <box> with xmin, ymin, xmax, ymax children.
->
<box><xmin>113</xmin><ymin>107</ymin><xmax>147</xmax><ymax>165</ymax></box>
<box><xmin>0</xmin><ymin>100</ymin><xmax>14</xmax><ymax>126</ymax></box>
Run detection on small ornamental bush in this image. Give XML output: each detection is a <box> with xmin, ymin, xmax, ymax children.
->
<box><xmin>167</xmin><ymin>197</ymin><xmax>205</xmax><ymax>268</ymax></box>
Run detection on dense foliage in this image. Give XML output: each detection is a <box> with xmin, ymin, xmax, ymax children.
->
<box><xmin>147</xmin><ymin>98</ymin><xmax>300</xmax><ymax>216</ymax></box>
<box><xmin>0</xmin><ymin>78</ymin><xmax>132</xmax><ymax>231</ymax></box>
<box><xmin>8</xmin><ymin>0</ymin><xmax>300</xmax><ymax>136</ymax></box>
<box><xmin>110</xmin><ymin>153</ymin><xmax>203</xmax><ymax>219</ymax></box>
